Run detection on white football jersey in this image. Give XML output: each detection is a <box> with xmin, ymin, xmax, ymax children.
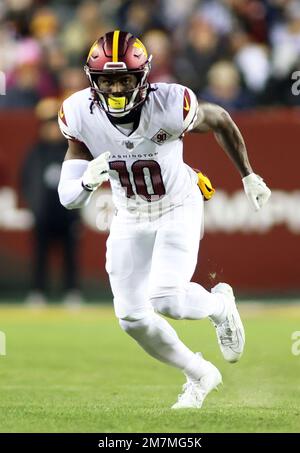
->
<box><xmin>58</xmin><ymin>83</ymin><xmax>199</xmax><ymax>211</ymax></box>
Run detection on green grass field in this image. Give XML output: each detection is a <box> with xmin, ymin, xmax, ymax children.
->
<box><xmin>0</xmin><ymin>303</ymin><xmax>300</xmax><ymax>433</ymax></box>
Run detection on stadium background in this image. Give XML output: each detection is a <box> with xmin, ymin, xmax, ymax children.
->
<box><xmin>0</xmin><ymin>0</ymin><xmax>299</xmax><ymax>299</ymax></box>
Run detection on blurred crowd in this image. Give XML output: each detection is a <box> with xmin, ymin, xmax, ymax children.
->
<box><xmin>1</xmin><ymin>0</ymin><xmax>300</xmax><ymax>111</ymax></box>
<box><xmin>1</xmin><ymin>0</ymin><xmax>299</xmax><ymax>302</ymax></box>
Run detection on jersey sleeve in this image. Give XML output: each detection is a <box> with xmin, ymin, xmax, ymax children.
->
<box><xmin>182</xmin><ymin>86</ymin><xmax>198</xmax><ymax>133</ymax></box>
<box><xmin>58</xmin><ymin>97</ymin><xmax>83</xmax><ymax>143</ymax></box>
<box><xmin>162</xmin><ymin>84</ymin><xmax>198</xmax><ymax>137</ymax></box>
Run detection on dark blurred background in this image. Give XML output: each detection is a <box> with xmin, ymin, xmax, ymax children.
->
<box><xmin>0</xmin><ymin>0</ymin><xmax>299</xmax><ymax>303</ymax></box>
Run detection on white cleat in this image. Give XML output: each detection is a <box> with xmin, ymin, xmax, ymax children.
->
<box><xmin>171</xmin><ymin>361</ymin><xmax>222</xmax><ymax>409</ymax></box>
<box><xmin>211</xmin><ymin>283</ymin><xmax>245</xmax><ymax>363</ymax></box>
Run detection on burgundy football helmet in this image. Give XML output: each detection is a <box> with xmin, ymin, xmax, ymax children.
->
<box><xmin>84</xmin><ymin>30</ymin><xmax>152</xmax><ymax>116</ymax></box>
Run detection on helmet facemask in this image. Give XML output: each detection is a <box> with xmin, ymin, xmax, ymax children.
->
<box><xmin>85</xmin><ymin>58</ymin><xmax>152</xmax><ymax>117</ymax></box>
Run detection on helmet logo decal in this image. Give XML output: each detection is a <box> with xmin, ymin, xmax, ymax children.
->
<box><xmin>86</xmin><ymin>40</ymin><xmax>98</xmax><ymax>62</ymax></box>
<box><xmin>133</xmin><ymin>39</ymin><xmax>148</xmax><ymax>57</ymax></box>
<box><xmin>112</xmin><ymin>30</ymin><xmax>120</xmax><ymax>62</ymax></box>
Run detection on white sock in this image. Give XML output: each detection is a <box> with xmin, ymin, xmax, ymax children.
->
<box><xmin>208</xmin><ymin>292</ymin><xmax>228</xmax><ymax>325</ymax></box>
<box><xmin>183</xmin><ymin>353</ymin><xmax>215</xmax><ymax>381</ymax></box>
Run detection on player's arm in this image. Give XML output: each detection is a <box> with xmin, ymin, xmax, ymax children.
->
<box><xmin>58</xmin><ymin>140</ymin><xmax>110</xmax><ymax>210</ymax></box>
<box><xmin>64</xmin><ymin>139</ymin><xmax>94</xmax><ymax>161</ymax></box>
<box><xmin>190</xmin><ymin>102</ymin><xmax>271</xmax><ymax>211</ymax></box>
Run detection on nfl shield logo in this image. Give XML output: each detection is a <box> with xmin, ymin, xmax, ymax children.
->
<box><xmin>124</xmin><ymin>141</ymin><xmax>134</xmax><ymax>149</ymax></box>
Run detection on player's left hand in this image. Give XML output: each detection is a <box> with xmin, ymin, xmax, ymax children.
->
<box><xmin>242</xmin><ymin>173</ymin><xmax>271</xmax><ymax>211</ymax></box>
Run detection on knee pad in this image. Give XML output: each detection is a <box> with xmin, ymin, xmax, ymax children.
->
<box><xmin>151</xmin><ymin>294</ymin><xmax>186</xmax><ymax>320</ymax></box>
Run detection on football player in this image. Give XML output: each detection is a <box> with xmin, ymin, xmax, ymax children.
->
<box><xmin>58</xmin><ymin>31</ymin><xmax>271</xmax><ymax>409</ymax></box>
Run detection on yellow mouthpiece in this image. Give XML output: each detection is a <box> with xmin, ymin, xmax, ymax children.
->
<box><xmin>108</xmin><ymin>96</ymin><xmax>126</xmax><ymax>109</ymax></box>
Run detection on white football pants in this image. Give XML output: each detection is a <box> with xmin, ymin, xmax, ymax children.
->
<box><xmin>106</xmin><ymin>186</ymin><xmax>226</xmax><ymax>379</ymax></box>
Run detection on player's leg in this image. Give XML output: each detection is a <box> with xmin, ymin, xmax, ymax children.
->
<box><xmin>150</xmin><ymin>188</ymin><xmax>245</xmax><ymax>363</ymax></box>
<box><xmin>106</xmin><ymin>214</ymin><xmax>156</xmax><ymax>321</ymax></box>
<box><xmin>149</xmin><ymin>188</ymin><xmax>226</xmax><ymax>323</ymax></box>
<box><xmin>107</xmin><ymin>212</ymin><xmax>220</xmax><ymax>387</ymax></box>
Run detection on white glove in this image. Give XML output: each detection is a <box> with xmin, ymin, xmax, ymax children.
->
<box><xmin>82</xmin><ymin>152</ymin><xmax>110</xmax><ymax>190</ymax></box>
<box><xmin>242</xmin><ymin>173</ymin><xmax>271</xmax><ymax>211</ymax></box>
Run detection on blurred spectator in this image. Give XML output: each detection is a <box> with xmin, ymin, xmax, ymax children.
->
<box><xmin>228</xmin><ymin>0</ymin><xmax>269</xmax><ymax>43</ymax></box>
<box><xmin>142</xmin><ymin>29</ymin><xmax>176</xmax><ymax>83</ymax></box>
<box><xmin>0</xmin><ymin>24</ymin><xmax>18</xmax><ymax>73</ymax></box>
<box><xmin>118</xmin><ymin>0</ymin><xmax>163</xmax><ymax>35</ymax></box>
<box><xmin>1</xmin><ymin>0</ymin><xmax>300</xmax><ymax>111</ymax></box>
<box><xmin>175</xmin><ymin>16</ymin><xmax>227</xmax><ymax>92</ymax></box>
<box><xmin>30</xmin><ymin>7</ymin><xmax>60</xmax><ymax>47</ymax></box>
<box><xmin>0</xmin><ymin>61</ymin><xmax>40</xmax><ymax>108</ymax></box>
<box><xmin>58</xmin><ymin>66</ymin><xmax>88</xmax><ymax>99</ymax></box>
<box><xmin>197</xmin><ymin>0</ymin><xmax>233</xmax><ymax>36</ymax></box>
<box><xmin>0</xmin><ymin>38</ymin><xmax>58</xmax><ymax>108</ymax></box>
<box><xmin>61</xmin><ymin>0</ymin><xmax>108</xmax><ymax>65</ymax></box>
<box><xmin>200</xmin><ymin>60</ymin><xmax>255</xmax><ymax>111</ymax></box>
<box><xmin>270</xmin><ymin>1</ymin><xmax>300</xmax><ymax>77</ymax></box>
<box><xmin>230</xmin><ymin>30</ymin><xmax>271</xmax><ymax>94</ymax></box>
<box><xmin>21</xmin><ymin>97</ymin><xmax>82</xmax><ymax>306</ymax></box>
<box><xmin>42</xmin><ymin>45</ymin><xmax>68</xmax><ymax>90</ymax></box>
<box><xmin>160</xmin><ymin>0</ymin><xmax>199</xmax><ymax>29</ymax></box>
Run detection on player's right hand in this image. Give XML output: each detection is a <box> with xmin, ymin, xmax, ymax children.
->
<box><xmin>82</xmin><ymin>151</ymin><xmax>110</xmax><ymax>190</ymax></box>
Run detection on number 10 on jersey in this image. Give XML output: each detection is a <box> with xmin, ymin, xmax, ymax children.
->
<box><xmin>109</xmin><ymin>160</ymin><xmax>166</xmax><ymax>202</ymax></box>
